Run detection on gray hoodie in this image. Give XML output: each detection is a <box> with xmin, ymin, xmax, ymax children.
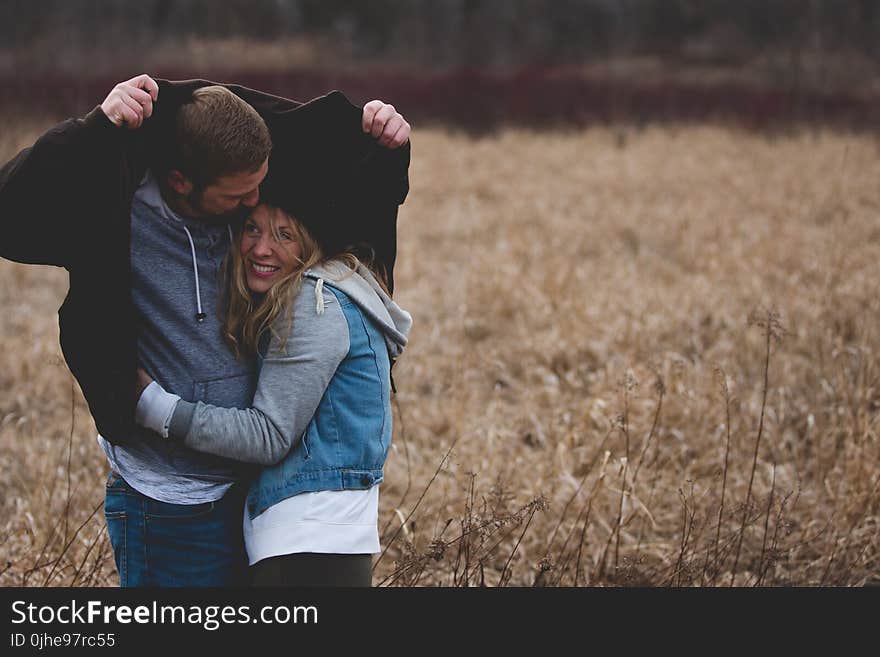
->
<box><xmin>161</xmin><ymin>261</ymin><xmax>412</xmax><ymax>465</ymax></box>
<box><xmin>101</xmin><ymin>172</ymin><xmax>256</xmax><ymax>505</ymax></box>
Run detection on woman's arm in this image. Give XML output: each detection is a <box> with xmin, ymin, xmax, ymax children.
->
<box><xmin>138</xmin><ymin>279</ymin><xmax>348</xmax><ymax>465</ymax></box>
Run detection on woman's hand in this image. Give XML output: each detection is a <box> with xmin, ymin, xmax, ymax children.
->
<box><xmin>135</xmin><ymin>367</ymin><xmax>154</xmax><ymax>401</ymax></box>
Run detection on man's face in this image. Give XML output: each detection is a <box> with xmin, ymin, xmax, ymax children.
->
<box><xmin>185</xmin><ymin>158</ymin><xmax>269</xmax><ymax>221</ymax></box>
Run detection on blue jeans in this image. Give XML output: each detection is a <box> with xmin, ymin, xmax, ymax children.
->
<box><xmin>104</xmin><ymin>471</ymin><xmax>248</xmax><ymax>587</ymax></box>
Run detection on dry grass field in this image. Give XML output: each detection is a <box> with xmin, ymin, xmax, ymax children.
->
<box><xmin>1</xmin><ymin>116</ymin><xmax>878</xmax><ymax>586</ymax></box>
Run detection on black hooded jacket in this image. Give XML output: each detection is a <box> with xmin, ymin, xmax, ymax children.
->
<box><xmin>0</xmin><ymin>79</ymin><xmax>410</xmax><ymax>445</ymax></box>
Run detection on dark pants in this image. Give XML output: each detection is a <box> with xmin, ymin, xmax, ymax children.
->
<box><xmin>250</xmin><ymin>552</ymin><xmax>373</xmax><ymax>587</ymax></box>
<box><xmin>104</xmin><ymin>471</ymin><xmax>248</xmax><ymax>587</ymax></box>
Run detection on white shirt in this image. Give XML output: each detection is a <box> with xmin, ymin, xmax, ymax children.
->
<box><xmin>244</xmin><ymin>486</ymin><xmax>380</xmax><ymax>564</ymax></box>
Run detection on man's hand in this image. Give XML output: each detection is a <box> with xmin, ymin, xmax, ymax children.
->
<box><xmin>100</xmin><ymin>74</ymin><xmax>159</xmax><ymax>129</ymax></box>
<box><xmin>362</xmin><ymin>100</ymin><xmax>410</xmax><ymax>149</ymax></box>
<box><xmin>135</xmin><ymin>367</ymin><xmax>154</xmax><ymax>402</ymax></box>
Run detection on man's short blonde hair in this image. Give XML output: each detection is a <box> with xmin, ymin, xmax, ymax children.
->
<box><xmin>173</xmin><ymin>86</ymin><xmax>272</xmax><ymax>187</ymax></box>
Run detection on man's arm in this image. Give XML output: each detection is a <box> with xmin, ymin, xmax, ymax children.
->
<box><xmin>0</xmin><ymin>75</ymin><xmax>156</xmax><ymax>268</ymax></box>
<box><xmin>0</xmin><ymin>112</ymin><xmax>108</xmax><ymax>267</ymax></box>
<box><xmin>355</xmin><ymin>101</ymin><xmax>411</xmax><ymax>292</ymax></box>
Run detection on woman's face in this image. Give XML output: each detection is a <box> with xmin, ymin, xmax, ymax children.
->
<box><xmin>239</xmin><ymin>205</ymin><xmax>303</xmax><ymax>295</ymax></box>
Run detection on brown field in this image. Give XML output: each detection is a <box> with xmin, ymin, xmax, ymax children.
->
<box><xmin>1</xmin><ymin>117</ymin><xmax>878</xmax><ymax>586</ymax></box>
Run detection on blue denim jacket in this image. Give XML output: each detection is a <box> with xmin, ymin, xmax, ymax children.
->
<box><xmin>245</xmin><ymin>284</ymin><xmax>395</xmax><ymax>519</ymax></box>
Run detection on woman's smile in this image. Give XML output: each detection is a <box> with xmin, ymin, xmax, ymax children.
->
<box><xmin>249</xmin><ymin>261</ymin><xmax>281</xmax><ymax>277</ymax></box>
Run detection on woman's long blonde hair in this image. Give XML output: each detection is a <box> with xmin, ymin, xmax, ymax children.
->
<box><xmin>222</xmin><ymin>204</ymin><xmax>388</xmax><ymax>358</ymax></box>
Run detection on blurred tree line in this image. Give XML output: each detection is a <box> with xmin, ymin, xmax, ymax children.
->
<box><xmin>2</xmin><ymin>0</ymin><xmax>878</xmax><ymax>70</ymax></box>
<box><xmin>3</xmin><ymin>0</ymin><xmax>877</xmax><ymax>128</ymax></box>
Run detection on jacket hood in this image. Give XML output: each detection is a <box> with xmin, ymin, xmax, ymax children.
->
<box><xmin>305</xmin><ymin>261</ymin><xmax>411</xmax><ymax>359</ymax></box>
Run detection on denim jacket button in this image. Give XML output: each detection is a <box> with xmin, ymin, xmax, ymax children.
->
<box><xmin>361</xmin><ymin>475</ymin><xmax>373</xmax><ymax>486</ymax></box>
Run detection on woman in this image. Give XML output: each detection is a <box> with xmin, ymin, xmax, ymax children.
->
<box><xmin>135</xmin><ymin>202</ymin><xmax>412</xmax><ymax>586</ymax></box>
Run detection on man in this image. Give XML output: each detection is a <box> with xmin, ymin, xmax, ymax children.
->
<box><xmin>0</xmin><ymin>74</ymin><xmax>411</xmax><ymax>586</ymax></box>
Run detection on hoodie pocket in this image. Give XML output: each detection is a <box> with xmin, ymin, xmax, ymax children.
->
<box><xmin>192</xmin><ymin>373</ymin><xmax>254</xmax><ymax>409</ymax></box>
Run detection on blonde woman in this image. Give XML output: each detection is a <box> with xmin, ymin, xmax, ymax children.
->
<box><xmin>135</xmin><ymin>203</ymin><xmax>412</xmax><ymax>586</ymax></box>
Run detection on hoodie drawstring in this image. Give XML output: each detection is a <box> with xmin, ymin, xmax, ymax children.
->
<box><xmin>180</xmin><ymin>225</ymin><xmax>205</xmax><ymax>322</ymax></box>
<box><xmin>315</xmin><ymin>278</ymin><xmax>325</xmax><ymax>315</ymax></box>
<box><xmin>180</xmin><ymin>224</ymin><xmax>235</xmax><ymax>323</ymax></box>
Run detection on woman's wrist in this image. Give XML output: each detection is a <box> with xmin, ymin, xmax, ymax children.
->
<box><xmin>135</xmin><ymin>381</ymin><xmax>181</xmax><ymax>438</ymax></box>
